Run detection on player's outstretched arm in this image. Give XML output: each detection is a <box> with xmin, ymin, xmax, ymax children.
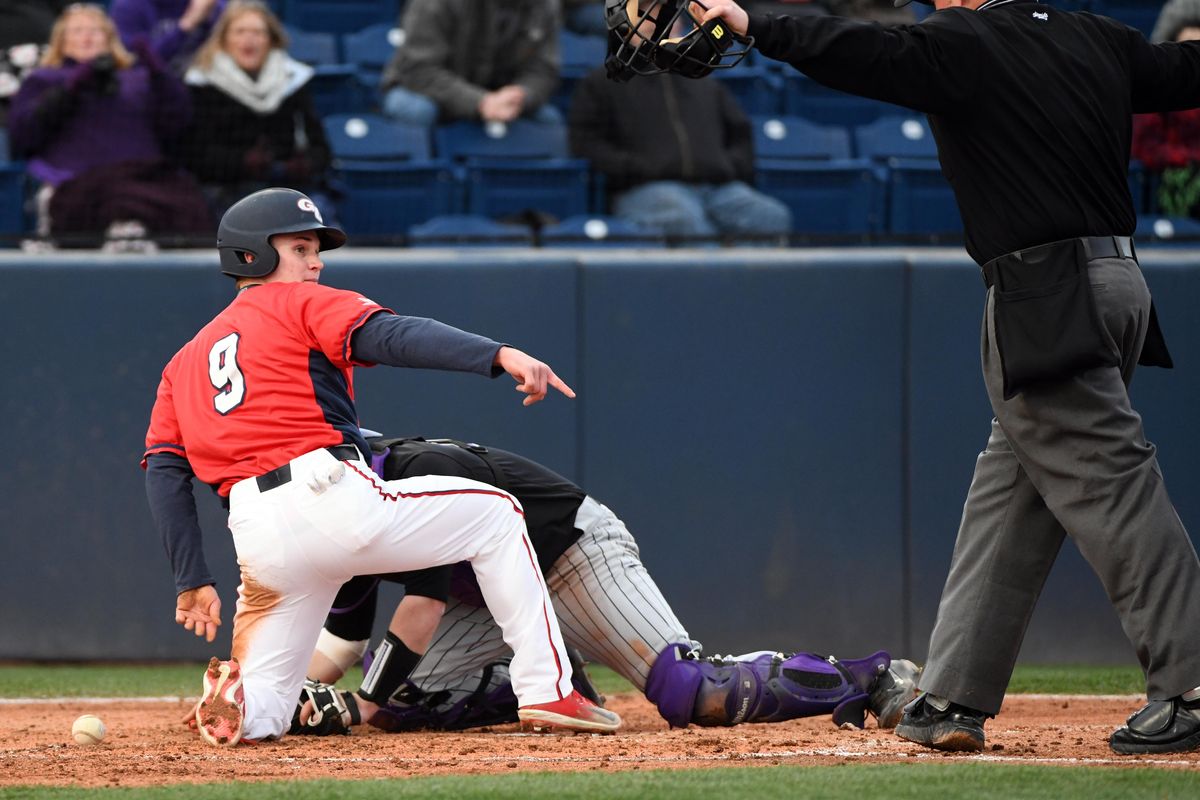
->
<box><xmin>495</xmin><ymin>346</ymin><xmax>576</xmax><ymax>406</ymax></box>
<box><xmin>176</xmin><ymin>585</ymin><xmax>222</xmax><ymax>643</ymax></box>
<box><xmin>697</xmin><ymin>0</ymin><xmax>750</xmax><ymax>36</ymax></box>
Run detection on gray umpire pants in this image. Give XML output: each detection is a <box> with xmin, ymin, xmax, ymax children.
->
<box><xmin>920</xmin><ymin>255</ymin><xmax>1200</xmax><ymax>716</ymax></box>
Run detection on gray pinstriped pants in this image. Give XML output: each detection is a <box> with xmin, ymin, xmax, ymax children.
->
<box><xmin>920</xmin><ymin>256</ymin><xmax>1200</xmax><ymax>715</ymax></box>
<box><xmin>406</xmin><ymin>496</ymin><xmax>697</xmax><ymax>699</ymax></box>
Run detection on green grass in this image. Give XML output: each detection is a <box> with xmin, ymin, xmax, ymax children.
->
<box><xmin>1006</xmin><ymin>665</ymin><xmax>1145</xmax><ymax>695</ymax></box>
<box><xmin>0</xmin><ymin>662</ymin><xmax>1145</xmax><ymax>699</ymax></box>
<box><xmin>3</xmin><ymin>764</ymin><xmax>1200</xmax><ymax>799</ymax></box>
<box><xmin>0</xmin><ymin>663</ymin><xmax>636</xmax><ymax>699</ymax></box>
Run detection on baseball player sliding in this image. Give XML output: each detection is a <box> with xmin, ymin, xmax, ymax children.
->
<box><xmin>143</xmin><ymin>188</ymin><xmax>618</xmax><ymax>746</ymax></box>
<box><xmin>288</xmin><ymin>437</ymin><xmax>920</xmax><ymax>735</ymax></box>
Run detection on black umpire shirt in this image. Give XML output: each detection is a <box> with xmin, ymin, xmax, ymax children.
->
<box><xmin>747</xmin><ymin>0</ymin><xmax>1200</xmax><ymax>264</ymax></box>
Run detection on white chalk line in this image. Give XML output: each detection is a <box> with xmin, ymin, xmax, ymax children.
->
<box><xmin>0</xmin><ymin>696</ymin><xmax>191</xmax><ymax>705</ymax></box>
<box><xmin>0</xmin><ymin>693</ymin><xmax>1148</xmax><ymax>705</ymax></box>
<box><xmin>3</xmin><ymin>745</ymin><xmax>1198</xmax><ymax>770</ymax></box>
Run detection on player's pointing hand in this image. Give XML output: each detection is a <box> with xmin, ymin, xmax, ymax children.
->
<box><xmin>495</xmin><ymin>346</ymin><xmax>576</xmax><ymax>406</ymax></box>
<box><xmin>697</xmin><ymin>0</ymin><xmax>749</xmax><ymax>36</ymax></box>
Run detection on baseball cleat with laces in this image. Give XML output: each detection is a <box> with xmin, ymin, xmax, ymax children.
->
<box><xmin>518</xmin><ymin>689</ymin><xmax>622</xmax><ymax>733</ymax></box>
<box><xmin>196</xmin><ymin>657</ymin><xmax>246</xmax><ymax>746</ymax></box>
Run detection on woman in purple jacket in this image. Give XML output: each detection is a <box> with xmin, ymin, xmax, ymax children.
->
<box><xmin>8</xmin><ymin>3</ymin><xmax>211</xmax><ymax>248</ymax></box>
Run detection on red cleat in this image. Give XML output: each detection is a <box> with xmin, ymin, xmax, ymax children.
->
<box><xmin>196</xmin><ymin>657</ymin><xmax>245</xmax><ymax>747</ymax></box>
<box><xmin>518</xmin><ymin>689</ymin><xmax>621</xmax><ymax>734</ymax></box>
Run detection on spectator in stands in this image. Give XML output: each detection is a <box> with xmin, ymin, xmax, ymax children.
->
<box><xmin>179</xmin><ymin>1</ymin><xmax>333</xmax><ymax>220</ymax></box>
<box><xmin>380</xmin><ymin>0</ymin><xmax>562</xmax><ymax>127</ymax></box>
<box><xmin>0</xmin><ymin>1</ymin><xmax>71</xmax><ymax>127</ymax></box>
<box><xmin>568</xmin><ymin>66</ymin><xmax>791</xmax><ymax>241</ymax></box>
<box><xmin>8</xmin><ymin>3</ymin><xmax>211</xmax><ymax>250</ymax></box>
<box><xmin>1132</xmin><ymin>21</ymin><xmax>1200</xmax><ymax>218</ymax></box>
<box><xmin>1151</xmin><ymin>0</ymin><xmax>1200</xmax><ymax>42</ymax></box>
<box><xmin>111</xmin><ymin>0</ymin><xmax>227</xmax><ymax>75</ymax></box>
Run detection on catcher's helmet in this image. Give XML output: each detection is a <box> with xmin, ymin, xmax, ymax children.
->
<box><xmin>217</xmin><ymin>187</ymin><xmax>347</xmax><ymax>278</ymax></box>
<box><xmin>604</xmin><ymin>0</ymin><xmax>752</xmax><ymax>81</ymax></box>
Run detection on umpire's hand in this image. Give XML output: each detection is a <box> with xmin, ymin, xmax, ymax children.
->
<box><xmin>697</xmin><ymin>0</ymin><xmax>750</xmax><ymax>36</ymax></box>
<box><xmin>176</xmin><ymin>585</ymin><xmax>222</xmax><ymax>642</ymax></box>
<box><xmin>495</xmin><ymin>346</ymin><xmax>576</xmax><ymax>406</ymax></box>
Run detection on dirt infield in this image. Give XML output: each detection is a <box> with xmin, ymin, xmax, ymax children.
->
<box><xmin>2</xmin><ymin>693</ymin><xmax>1198</xmax><ymax>787</ymax></box>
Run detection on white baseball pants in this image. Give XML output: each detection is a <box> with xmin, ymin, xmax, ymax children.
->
<box><xmin>226</xmin><ymin>447</ymin><xmax>572</xmax><ymax>740</ymax></box>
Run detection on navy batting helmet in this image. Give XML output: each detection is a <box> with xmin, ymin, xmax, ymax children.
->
<box><xmin>604</xmin><ymin>0</ymin><xmax>751</xmax><ymax>81</ymax></box>
<box><xmin>217</xmin><ymin>188</ymin><xmax>347</xmax><ymax>278</ymax></box>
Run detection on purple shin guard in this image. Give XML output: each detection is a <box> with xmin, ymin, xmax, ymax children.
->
<box><xmin>644</xmin><ymin>644</ymin><xmax>892</xmax><ymax>728</ymax></box>
<box><xmin>746</xmin><ymin>650</ymin><xmax>891</xmax><ymax>728</ymax></box>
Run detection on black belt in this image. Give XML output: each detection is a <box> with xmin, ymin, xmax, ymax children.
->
<box><xmin>255</xmin><ymin>444</ymin><xmax>363</xmax><ymax>492</ymax></box>
<box><xmin>982</xmin><ymin>236</ymin><xmax>1135</xmax><ymax>289</ymax></box>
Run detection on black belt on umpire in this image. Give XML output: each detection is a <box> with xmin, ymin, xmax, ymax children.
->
<box><xmin>255</xmin><ymin>444</ymin><xmax>363</xmax><ymax>492</ymax></box>
<box><xmin>981</xmin><ymin>235</ymin><xmax>1135</xmax><ymax>289</ymax></box>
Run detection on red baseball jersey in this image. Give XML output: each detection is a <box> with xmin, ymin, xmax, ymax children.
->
<box><xmin>143</xmin><ymin>281</ymin><xmax>389</xmax><ymax>495</ymax></box>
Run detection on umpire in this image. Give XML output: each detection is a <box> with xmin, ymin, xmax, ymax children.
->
<box><xmin>683</xmin><ymin>0</ymin><xmax>1200</xmax><ymax>754</ymax></box>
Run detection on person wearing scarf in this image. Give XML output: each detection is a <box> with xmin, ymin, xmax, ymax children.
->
<box><xmin>8</xmin><ymin>3</ymin><xmax>210</xmax><ymax>246</ymax></box>
<box><xmin>179</xmin><ymin>1</ymin><xmax>332</xmax><ymax>218</ymax></box>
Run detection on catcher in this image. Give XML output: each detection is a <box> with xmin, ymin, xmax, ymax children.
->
<box><xmin>290</xmin><ymin>435</ymin><xmax>919</xmax><ymax>735</ymax></box>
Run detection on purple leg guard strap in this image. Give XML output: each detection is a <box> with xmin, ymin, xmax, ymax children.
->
<box><xmin>645</xmin><ymin>644</ymin><xmax>892</xmax><ymax>728</ymax></box>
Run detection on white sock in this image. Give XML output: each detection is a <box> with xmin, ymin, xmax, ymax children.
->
<box><xmin>1181</xmin><ymin>686</ymin><xmax>1200</xmax><ymax>703</ymax></box>
<box><xmin>926</xmin><ymin>693</ymin><xmax>951</xmax><ymax>711</ymax></box>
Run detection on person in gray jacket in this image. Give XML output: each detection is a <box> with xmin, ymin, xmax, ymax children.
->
<box><xmin>380</xmin><ymin>0</ymin><xmax>562</xmax><ymax>128</ymax></box>
<box><xmin>1152</xmin><ymin>0</ymin><xmax>1200</xmax><ymax>42</ymax></box>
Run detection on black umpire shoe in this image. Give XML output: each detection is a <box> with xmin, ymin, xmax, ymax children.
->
<box><xmin>1110</xmin><ymin>696</ymin><xmax>1200</xmax><ymax>754</ymax></box>
<box><xmin>895</xmin><ymin>693</ymin><xmax>987</xmax><ymax>752</ymax></box>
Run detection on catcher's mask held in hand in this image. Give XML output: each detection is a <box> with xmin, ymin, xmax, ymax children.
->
<box><xmin>604</xmin><ymin>0</ymin><xmax>752</xmax><ymax>81</ymax></box>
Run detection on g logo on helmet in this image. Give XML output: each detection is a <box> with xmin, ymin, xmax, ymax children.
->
<box><xmin>297</xmin><ymin>197</ymin><xmax>325</xmax><ymax>224</ymax></box>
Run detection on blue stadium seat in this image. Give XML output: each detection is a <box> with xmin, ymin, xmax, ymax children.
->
<box><xmin>750</xmin><ymin>115</ymin><xmax>852</xmax><ymax>161</ymax></box>
<box><xmin>323</xmin><ymin>113</ymin><xmax>430</xmax><ymax>161</ymax></box>
<box><xmin>1136</xmin><ymin>215</ymin><xmax>1200</xmax><ymax>246</ymax></box>
<box><xmin>884</xmin><ymin>159</ymin><xmax>963</xmax><ymax>236</ymax></box>
<box><xmin>306</xmin><ymin>67</ymin><xmax>371</xmax><ymax>116</ymax></box>
<box><xmin>342</xmin><ymin>21</ymin><xmax>403</xmax><ymax>94</ymax></box>
<box><xmin>551</xmin><ymin>30</ymin><xmax>607</xmax><ymax>113</ymax></box>
<box><xmin>408</xmin><ymin>214</ymin><xmax>534</xmax><ymax>247</ymax></box>
<box><xmin>281</xmin><ymin>0</ymin><xmax>401</xmax><ymax>34</ymax></box>
<box><xmin>854</xmin><ymin>115</ymin><xmax>939</xmax><ymax>161</ymax></box>
<box><xmin>333</xmin><ymin>161</ymin><xmax>458</xmax><ymax>238</ymax></box>
<box><xmin>541</xmin><ymin>215</ymin><xmax>666</xmax><ymax>248</ymax></box>
<box><xmin>713</xmin><ymin>66</ymin><xmax>782</xmax><ymax>116</ymax></box>
<box><xmin>782</xmin><ymin>73</ymin><xmax>904</xmax><ymax>127</ymax></box>
<box><xmin>0</xmin><ymin>164</ymin><xmax>28</xmax><ymax>243</ymax></box>
<box><xmin>559</xmin><ymin>30</ymin><xmax>606</xmax><ymax>78</ymax></box>
<box><xmin>285</xmin><ymin>26</ymin><xmax>341</xmax><ymax>65</ymax></box>
<box><xmin>755</xmin><ymin>159</ymin><xmax>884</xmax><ymax>235</ymax></box>
<box><xmin>323</xmin><ymin>113</ymin><xmax>450</xmax><ymax>237</ymax></box>
<box><xmin>463</xmin><ymin>158</ymin><xmax>591</xmax><ymax>220</ymax></box>
<box><xmin>435</xmin><ymin>119</ymin><xmax>569</xmax><ymax>161</ymax></box>
<box><xmin>854</xmin><ymin>117</ymin><xmax>959</xmax><ymax>236</ymax></box>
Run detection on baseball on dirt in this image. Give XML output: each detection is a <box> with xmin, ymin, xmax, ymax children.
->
<box><xmin>71</xmin><ymin>714</ymin><xmax>106</xmax><ymax>745</ymax></box>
